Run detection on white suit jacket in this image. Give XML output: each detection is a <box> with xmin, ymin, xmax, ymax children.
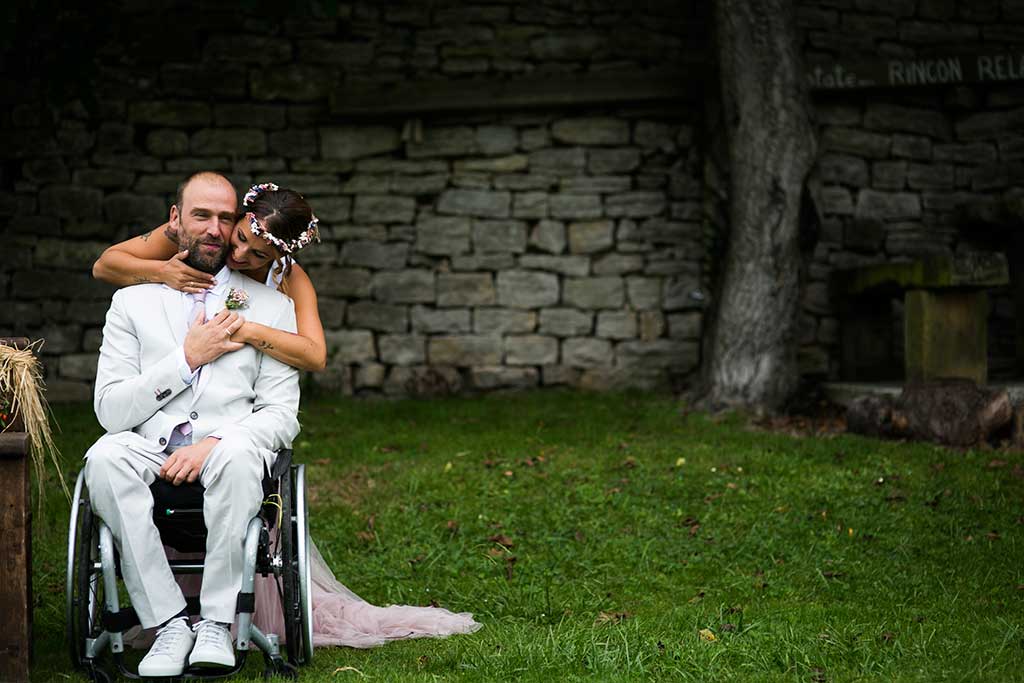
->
<box><xmin>93</xmin><ymin>269</ymin><xmax>300</xmax><ymax>471</ymax></box>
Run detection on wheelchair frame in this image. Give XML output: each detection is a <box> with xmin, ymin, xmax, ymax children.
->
<box><xmin>66</xmin><ymin>450</ymin><xmax>313</xmax><ymax>682</ymax></box>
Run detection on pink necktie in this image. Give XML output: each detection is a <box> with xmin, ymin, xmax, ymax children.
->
<box><xmin>172</xmin><ymin>291</ymin><xmax>208</xmax><ymax>445</ymax></box>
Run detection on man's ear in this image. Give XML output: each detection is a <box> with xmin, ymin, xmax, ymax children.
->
<box><xmin>169</xmin><ymin>204</ymin><xmax>180</xmax><ymax>228</ymax></box>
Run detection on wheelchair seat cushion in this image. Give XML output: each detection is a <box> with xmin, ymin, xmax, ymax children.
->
<box><xmin>151</xmin><ymin>479</ymin><xmax>206</xmax><ymax>512</ymax></box>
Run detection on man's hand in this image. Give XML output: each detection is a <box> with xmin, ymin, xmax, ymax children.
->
<box><xmin>184</xmin><ymin>309</ymin><xmax>245</xmax><ymax>371</ymax></box>
<box><xmin>159</xmin><ymin>251</ymin><xmax>217</xmax><ymax>294</ymax></box>
<box><xmin>160</xmin><ymin>437</ymin><xmax>219</xmax><ymax>485</ymax></box>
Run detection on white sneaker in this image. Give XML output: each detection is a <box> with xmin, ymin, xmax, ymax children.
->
<box><xmin>138</xmin><ymin>617</ymin><xmax>195</xmax><ymax>677</ymax></box>
<box><xmin>188</xmin><ymin>619</ymin><xmax>235</xmax><ymax>668</ymax></box>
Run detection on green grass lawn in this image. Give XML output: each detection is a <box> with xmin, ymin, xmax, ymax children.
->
<box><xmin>29</xmin><ymin>391</ymin><xmax>1024</xmax><ymax>682</ymax></box>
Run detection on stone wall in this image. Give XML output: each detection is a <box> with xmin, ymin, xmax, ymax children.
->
<box><xmin>0</xmin><ymin>1</ymin><xmax>709</xmax><ymax>400</ymax></box>
<box><xmin>6</xmin><ymin>0</ymin><xmax>1023</xmax><ymax>401</ymax></box>
<box><xmin>795</xmin><ymin>0</ymin><xmax>1024</xmax><ymax>379</ymax></box>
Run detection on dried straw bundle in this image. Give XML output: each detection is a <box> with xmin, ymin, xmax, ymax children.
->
<box><xmin>0</xmin><ymin>340</ymin><xmax>69</xmax><ymax>503</ymax></box>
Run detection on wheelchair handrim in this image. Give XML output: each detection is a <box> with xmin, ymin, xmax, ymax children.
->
<box><xmin>66</xmin><ymin>470</ymin><xmax>86</xmax><ymax>667</ymax></box>
<box><xmin>295</xmin><ymin>464</ymin><xmax>313</xmax><ymax>663</ymax></box>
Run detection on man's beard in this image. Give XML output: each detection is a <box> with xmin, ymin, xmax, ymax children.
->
<box><xmin>182</xmin><ymin>235</ymin><xmax>226</xmax><ymax>274</ymax></box>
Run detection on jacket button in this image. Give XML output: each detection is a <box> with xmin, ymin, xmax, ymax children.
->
<box><xmin>190</xmin><ymin>411</ymin><xmax>198</xmax><ymax>420</ymax></box>
<box><xmin>159</xmin><ymin>437</ymin><xmax>167</xmax><ymax>446</ymax></box>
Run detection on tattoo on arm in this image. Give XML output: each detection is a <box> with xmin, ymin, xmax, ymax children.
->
<box><xmin>257</xmin><ymin>340</ymin><xmax>275</xmax><ymax>351</ymax></box>
<box><xmin>163</xmin><ymin>225</ymin><xmax>180</xmax><ymax>244</ymax></box>
<box><xmin>132</xmin><ymin>276</ymin><xmax>151</xmax><ymax>283</ymax></box>
<box><xmin>140</xmin><ymin>230</ymin><xmax>153</xmax><ymax>242</ymax></box>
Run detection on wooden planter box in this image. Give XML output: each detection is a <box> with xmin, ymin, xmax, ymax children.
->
<box><xmin>1</xmin><ymin>337</ymin><xmax>34</xmax><ymax>683</ymax></box>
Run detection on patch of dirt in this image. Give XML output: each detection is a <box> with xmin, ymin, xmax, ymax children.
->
<box><xmin>307</xmin><ymin>464</ymin><xmax>393</xmax><ymax>509</ymax></box>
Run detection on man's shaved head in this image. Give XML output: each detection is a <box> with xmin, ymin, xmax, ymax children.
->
<box><xmin>175</xmin><ymin>172</ymin><xmax>235</xmax><ymax>213</ymax></box>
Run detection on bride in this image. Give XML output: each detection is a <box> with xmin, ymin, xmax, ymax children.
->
<box><xmin>93</xmin><ymin>180</ymin><xmax>482</xmax><ymax>647</ymax></box>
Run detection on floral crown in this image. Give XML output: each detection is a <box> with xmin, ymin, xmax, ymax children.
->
<box><xmin>242</xmin><ymin>182</ymin><xmax>320</xmax><ymax>255</ymax></box>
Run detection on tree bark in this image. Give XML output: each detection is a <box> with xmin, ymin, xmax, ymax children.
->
<box><xmin>704</xmin><ymin>0</ymin><xmax>817</xmax><ymax>411</ymax></box>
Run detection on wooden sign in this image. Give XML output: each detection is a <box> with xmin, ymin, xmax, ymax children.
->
<box><xmin>808</xmin><ymin>52</ymin><xmax>1024</xmax><ymax>90</ymax></box>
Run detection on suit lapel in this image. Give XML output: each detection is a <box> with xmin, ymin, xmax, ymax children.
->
<box><xmin>161</xmin><ymin>286</ymin><xmax>187</xmax><ymax>347</ymax></box>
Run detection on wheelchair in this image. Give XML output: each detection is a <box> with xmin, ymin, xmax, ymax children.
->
<box><xmin>66</xmin><ymin>449</ymin><xmax>313</xmax><ymax>682</ymax></box>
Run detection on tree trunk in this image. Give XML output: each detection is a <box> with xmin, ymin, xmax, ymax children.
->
<box><xmin>704</xmin><ymin>0</ymin><xmax>817</xmax><ymax>411</ymax></box>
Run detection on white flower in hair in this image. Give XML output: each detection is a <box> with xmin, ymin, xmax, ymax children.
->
<box><xmin>243</xmin><ymin>181</ymin><xmax>321</xmax><ymax>255</ymax></box>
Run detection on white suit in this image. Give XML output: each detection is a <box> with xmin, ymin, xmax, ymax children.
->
<box><xmin>84</xmin><ymin>268</ymin><xmax>300</xmax><ymax>627</ymax></box>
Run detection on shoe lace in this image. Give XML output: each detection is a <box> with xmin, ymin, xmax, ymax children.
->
<box><xmin>149</xmin><ymin>618</ymin><xmax>188</xmax><ymax>657</ymax></box>
<box><xmin>193</xmin><ymin>620</ymin><xmax>230</xmax><ymax>649</ymax></box>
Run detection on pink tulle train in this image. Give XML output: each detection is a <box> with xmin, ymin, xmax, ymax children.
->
<box><xmin>252</xmin><ymin>539</ymin><xmax>482</xmax><ymax>648</ymax></box>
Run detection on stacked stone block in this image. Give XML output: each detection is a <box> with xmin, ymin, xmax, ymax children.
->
<box><xmin>306</xmin><ymin>114</ymin><xmax>704</xmax><ymax>395</ymax></box>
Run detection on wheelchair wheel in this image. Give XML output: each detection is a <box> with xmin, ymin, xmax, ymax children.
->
<box><xmin>280</xmin><ymin>464</ymin><xmax>313</xmax><ymax>666</ymax></box>
<box><xmin>66</xmin><ymin>471</ymin><xmax>103</xmax><ymax>669</ymax></box>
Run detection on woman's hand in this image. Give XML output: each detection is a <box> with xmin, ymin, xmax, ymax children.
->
<box><xmin>159</xmin><ymin>251</ymin><xmax>216</xmax><ymax>294</ymax></box>
<box><xmin>183</xmin><ymin>309</ymin><xmax>245</xmax><ymax>371</ymax></box>
<box><xmin>230</xmin><ymin>320</ymin><xmax>253</xmax><ymax>345</ymax></box>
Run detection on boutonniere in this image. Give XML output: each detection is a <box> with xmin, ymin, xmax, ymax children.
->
<box><xmin>225</xmin><ymin>287</ymin><xmax>250</xmax><ymax>310</ymax></box>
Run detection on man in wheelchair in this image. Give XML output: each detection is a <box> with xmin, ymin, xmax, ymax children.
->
<box><xmin>82</xmin><ymin>172</ymin><xmax>300</xmax><ymax>677</ymax></box>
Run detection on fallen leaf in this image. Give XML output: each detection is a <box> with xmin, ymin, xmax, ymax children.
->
<box><xmin>443</xmin><ymin>461</ymin><xmax>453</xmax><ymax>473</ymax></box>
<box><xmin>720</xmin><ymin>623</ymin><xmax>736</xmax><ymax>632</ymax></box>
<box><xmin>313</xmin><ymin>458</ymin><xmax>330</xmax><ymax>465</ymax></box>
<box><xmin>622</xmin><ymin>457</ymin><xmax>637</xmax><ymax>469</ymax></box>
<box><xmin>355</xmin><ymin>531</ymin><xmax>374</xmax><ymax>542</ymax></box>
<box><xmin>881</xmin><ymin>631</ymin><xmax>896</xmax><ymax>642</ymax></box>
<box><xmin>726</xmin><ymin>482</ymin><xmax>738</xmax><ymax>490</ymax></box>
<box><xmin>503</xmin><ymin>470</ymin><xmax>514</xmax><ymax>477</ymax></box>
<box><xmin>986</xmin><ymin>530</ymin><xmax>1001</xmax><ymax>541</ymax></box>
<box><xmin>446</xmin><ymin>519</ymin><xmax>459</xmax><ymax>533</ymax></box>
<box><xmin>417</xmin><ymin>655</ymin><xmax>429</xmax><ymax>667</ymax></box>
<box><xmin>595</xmin><ymin>611</ymin><xmax>631</xmax><ymax>625</ymax></box>
<box><xmin>675</xmin><ymin>457</ymin><xmax>686</xmax><ymax>467</ymax></box>
<box><xmin>688</xmin><ymin>591</ymin><xmax>705</xmax><ymax>604</ymax></box>
<box><xmin>698</xmin><ymin>628</ymin><xmax>716</xmax><ymax>642</ymax></box>
<box><xmin>486</xmin><ymin>547</ymin><xmax>505</xmax><ymax>559</ymax></box>
<box><xmin>489</xmin><ymin>533</ymin><xmax>514</xmax><ymax>547</ymax></box>
<box><xmin>987</xmin><ymin>459</ymin><xmax>1008</xmax><ymax>469</ymax></box>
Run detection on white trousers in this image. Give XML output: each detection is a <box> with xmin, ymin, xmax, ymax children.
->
<box><xmin>84</xmin><ymin>433</ymin><xmax>265</xmax><ymax>628</ymax></box>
